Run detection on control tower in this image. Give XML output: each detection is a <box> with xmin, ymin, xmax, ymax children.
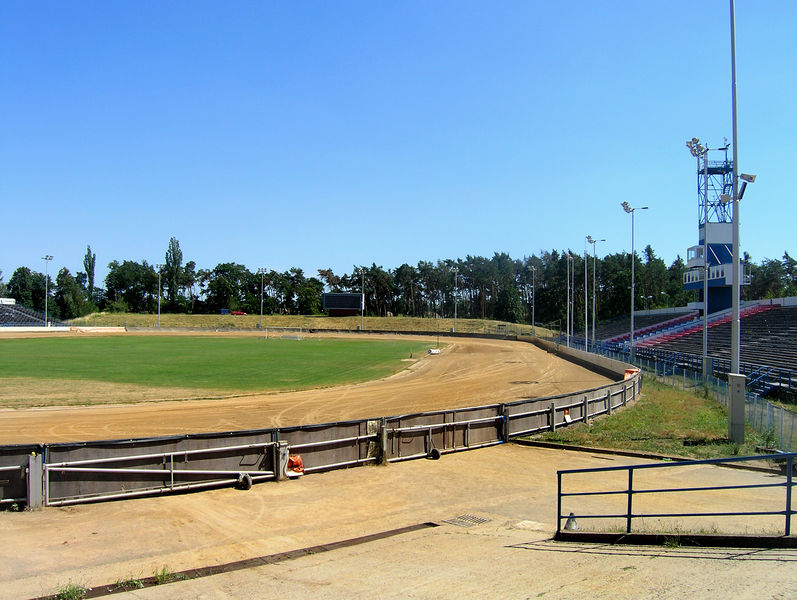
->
<box><xmin>683</xmin><ymin>139</ymin><xmax>749</xmax><ymax>314</ymax></box>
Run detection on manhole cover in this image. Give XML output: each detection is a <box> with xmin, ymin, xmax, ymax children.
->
<box><xmin>442</xmin><ymin>514</ymin><xmax>491</xmax><ymax>528</ymax></box>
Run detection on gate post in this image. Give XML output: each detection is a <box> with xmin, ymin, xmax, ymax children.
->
<box><xmin>550</xmin><ymin>402</ymin><xmax>557</xmax><ymax>432</ymax></box>
<box><xmin>582</xmin><ymin>396</ymin><xmax>589</xmax><ymax>422</ymax></box>
<box><xmin>607</xmin><ymin>390</ymin><xmax>613</xmax><ymax>415</ymax></box>
<box><xmin>27</xmin><ymin>453</ymin><xmax>43</xmax><ymax>510</ymax></box>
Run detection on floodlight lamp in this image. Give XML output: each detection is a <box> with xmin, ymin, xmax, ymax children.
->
<box><xmin>586</xmin><ymin>235</ymin><xmax>594</xmax><ymax>244</ymax></box>
<box><xmin>621</xmin><ymin>201</ymin><xmax>632</xmax><ymax>213</ymax></box>
<box><xmin>740</xmin><ymin>173</ymin><xmax>756</xmax><ymax>183</ymax></box>
<box><xmin>720</xmin><ymin>194</ymin><xmax>732</xmax><ymax>203</ymax></box>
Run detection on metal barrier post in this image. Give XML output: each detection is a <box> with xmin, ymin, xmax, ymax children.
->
<box><xmin>786</xmin><ymin>455</ymin><xmax>793</xmax><ymax>536</ymax></box>
<box><xmin>550</xmin><ymin>402</ymin><xmax>557</xmax><ymax>432</ymax></box>
<box><xmin>626</xmin><ymin>468</ymin><xmax>634</xmax><ymax>533</ymax></box>
<box><xmin>556</xmin><ymin>470</ymin><xmax>563</xmax><ymax>535</ymax></box>
<box><xmin>500</xmin><ymin>404</ymin><xmax>509</xmax><ymax>442</ymax></box>
<box><xmin>583</xmin><ymin>396</ymin><xmax>589</xmax><ymax>422</ymax></box>
<box><xmin>607</xmin><ymin>390</ymin><xmax>613</xmax><ymax>415</ymax></box>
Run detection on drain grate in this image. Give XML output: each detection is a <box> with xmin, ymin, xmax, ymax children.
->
<box><xmin>442</xmin><ymin>514</ymin><xmax>491</xmax><ymax>528</ymax></box>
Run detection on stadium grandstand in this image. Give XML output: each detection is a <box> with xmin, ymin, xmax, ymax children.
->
<box><xmin>576</xmin><ymin>299</ymin><xmax>797</xmax><ymax>397</ymax></box>
<box><xmin>0</xmin><ymin>298</ymin><xmax>63</xmax><ymax>327</ymax></box>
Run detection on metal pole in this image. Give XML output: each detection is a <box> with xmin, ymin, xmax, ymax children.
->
<box><xmin>42</xmin><ymin>255</ymin><xmax>52</xmax><ymax>327</ymax></box>
<box><xmin>531</xmin><ymin>266</ymin><xmax>536</xmax><ymax>337</ymax></box>
<box><xmin>592</xmin><ymin>246</ymin><xmax>596</xmax><ymax>346</ymax></box>
<box><xmin>584</xmin><ymin>239</ymin><xmax>588</xmax><ymax>351</ymax></box>
<box><xmin>730</xmin><ymin>0</ymin><xmax>741</xmax><ymax>375</ymax></box>
<box><xmin>361</xmin><ymin>269</ymin><xmax>365</xmax><ymax>331</ymax></box>
<box><xmin>453</xmin><ymin>267</ymin><xmax>458</xmax><ymax>332</ymax></box>
<box><xmin>567</xmin><ymin>252</ymin><xmax>570</xmax><ymax>348</ymax></box>
<box><xmin>631</xmin><ymin>210</ymin><xmax>636</xmax><ymax>362</ymax></box>
<box><xmin>703</xmin><ymin>148</ymin><xmax>710</xmax><ymax>379</ymax></box>
<box><xmin>259</xmin><ymin>268</ymin><xmax>265</xmax><ymax>328</ymax></box>
<box><xmin>157</xmin><ymin>268</ymin><xmax>162</xmax><ymax>328</ymax></box>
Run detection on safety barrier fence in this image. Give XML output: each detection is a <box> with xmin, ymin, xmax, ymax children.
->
<box><xmin>557</xmin><ymin>453</ymin><xmax>796</xmax><ymax>537</ymax></box>
<box><xmin>1</xmin><ymin>343</ymin><xmax>642</xmax><ymax>508</ymax></box>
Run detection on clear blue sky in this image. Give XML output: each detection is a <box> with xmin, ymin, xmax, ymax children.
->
<box><xmin>2</xmin><ymin>1</ymin><xmax>795</xmax><ymax>285</ymax></box>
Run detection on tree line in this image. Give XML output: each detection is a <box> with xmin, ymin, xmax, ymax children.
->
<box><xmin>2</xmin><ymin>237</ymin><xmax>796</xmax><ymax>325</ymax></box>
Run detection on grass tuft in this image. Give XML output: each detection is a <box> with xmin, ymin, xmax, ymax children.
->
<box><xmin>54</xmin><ymin>581</ymin><xmax>88</xmax><ymax>600</ymax></box>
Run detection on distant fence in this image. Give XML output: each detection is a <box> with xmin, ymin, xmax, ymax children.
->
<box><xmin>0</xmin><ymin>337</ymin><xmax>641</xmax><ymax>508</ymax></box>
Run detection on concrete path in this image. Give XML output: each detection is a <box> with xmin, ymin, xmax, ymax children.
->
<box><xmin>1</xmin><ymin>445</ymin><xmax>794</xmax><ymax>599</ymax></box>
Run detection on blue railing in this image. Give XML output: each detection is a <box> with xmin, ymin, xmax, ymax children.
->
<box><xmin>557</xmin><ymin>453</ymin><xmax>796</xmax><ymax>537</ymax></box>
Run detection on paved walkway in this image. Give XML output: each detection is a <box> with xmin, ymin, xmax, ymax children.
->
<box><xmin>1</xmin><ymin>445</ymin><xmax>795</xmax><ymax>599</ymax></box>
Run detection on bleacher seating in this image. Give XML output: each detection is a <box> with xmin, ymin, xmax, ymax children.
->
<box><xmin>583</xmin><ymin>311</ymin><xmax>697</xmax><ymax>343</ymax></box>
<box><xmin>0</xmin><ymin>303</ymin><xmax>63</xmax><ymax>327</ymax></box>
<box><xmin>640</xmin><ymin>305</ymin><xmax>797</xmax><ymax>371</ymax></box>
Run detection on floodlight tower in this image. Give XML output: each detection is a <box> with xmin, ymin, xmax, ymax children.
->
<box><xmin>682</xmin><ymin>139</ymin><xmax>744</xmax><ymax>364</ymax></box>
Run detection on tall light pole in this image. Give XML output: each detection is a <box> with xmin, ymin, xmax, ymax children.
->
<box><xmin>360</xmin><ymin>268</ymin><xmax>365</xmax><ymax>331</ymax></box>
<box><xmin>566</xmin><ymin>251</ymin><xmax>573</xmax><ymax>348</ymax></box>
<box><xmin>730</xmin><ymin>0</ymin><xmax>742</xmax><ymax>375</ymax></box>
<box><xmin>452</xmin><ymin>266</ymin><xmax>458</xmax><ymax>333</ymax></box>
<box><xmin>586</xmin><ymin>236</ymin><xmax>605</xmax><ymax>348</ymax></box>
<box><xmin>155</xmin><ymin>264</ymin><xmax>163</xmax><ymax>328</ymax></box>
<box><xmin>42</xmin><ymin>255</ymin><xmax>53</xmax><ymax>327</ymax></box>
<box><xmin>687</xmin><ymin>137</ymin><xmax>711</xmax><ymax>378</ymax></box>
<box><xmin>584</xmin><ymin>238</ymin><xmax>589</xmax><ymax>351</ymax></box>
<box><xmin>531</xmin><ymin>265</ymin><xmax>536</xmax><ymax>337</ymax></box>
<box><xmin>258</xmin><ymin>268</ymin><xmax>266</xmax><ymax>328</ymax></box>
<box><xmin>621</xmin><ymin>202</ymin><xmax>648</xmax><ymax>361</ymax></box>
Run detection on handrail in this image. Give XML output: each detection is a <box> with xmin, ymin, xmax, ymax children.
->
<box><xmin>557</xmin><ymin>453</ymin><xmax>796</xmax><ymax>537</ymax></box>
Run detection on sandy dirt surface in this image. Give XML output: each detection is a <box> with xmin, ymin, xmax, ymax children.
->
<box><xmin>1</xmin><ymin>445</ymin><xmax>794</xmax><ymax>600</ymax></box>
<box><xmin>0</xmin><ymin>334</ymin><xmax>611</xmax><ymax>444</ymax></box>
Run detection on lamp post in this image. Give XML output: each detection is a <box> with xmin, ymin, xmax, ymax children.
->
<box><xmin>42</xmin><ymin>255</ymin><xmax>53</xmax><ymax>327</ymax></box>
<box><xmin>621</xmin><ymin>202</ymin><xmax>648</xmax><ymax>361</ymax></box>
<box><xmin>584</xmin><ymin>238</ymin><xmax>589</xmax><ymax>351</ymax></box>
<box><xmin>155</xmin><ymin>264</ymin><xmax>163</xmax><ymax>327</ymax></box>
<box><xmin>453</xmin><ymin>266</ymin><xmax>458</xmax><ymax>333</ymax></box>
<box><xmin>566</xmin><ymin>251</ymin><xmax>573</xmax><ymax>348</ymax></box>
<box><xmin>531</xmin><ymin>265</ymin><xmax>536</xmax><ymax>337</ymax></box>
<box><xmin>586</xmin><ymin>236</ymin><xmax>605</xmax><ymax>349</ymax></box>
<box><xmin>258</xmin><ymin>268</ymin><xmax>266</xmax><ymax>328</ymax></box>
<box><xmin>360</xmin><ymin>268</ymin><xmax>365</xmax><ymax>331</ymax></box>
<box><xmin>661</xmin><ymin>291</ymin><xmax>669</xmax><ymax>309</ymax></box>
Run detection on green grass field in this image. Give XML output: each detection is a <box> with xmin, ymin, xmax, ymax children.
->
<box><xmin>0</xmin><ymin>336</ymin><xmax>433</xmax><ymax>393</ymax></box>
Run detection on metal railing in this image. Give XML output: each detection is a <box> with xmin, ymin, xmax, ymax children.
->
<box><xmin>557</xmin><ymin>453</ymin><xmax>796</xmax><ymax>536</ymax></box>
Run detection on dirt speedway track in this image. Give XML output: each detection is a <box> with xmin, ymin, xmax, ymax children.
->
<box><xmin>0</xmin><ymin>334</ymin><xmax>612</xmax><ymax>444</ymax></box>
